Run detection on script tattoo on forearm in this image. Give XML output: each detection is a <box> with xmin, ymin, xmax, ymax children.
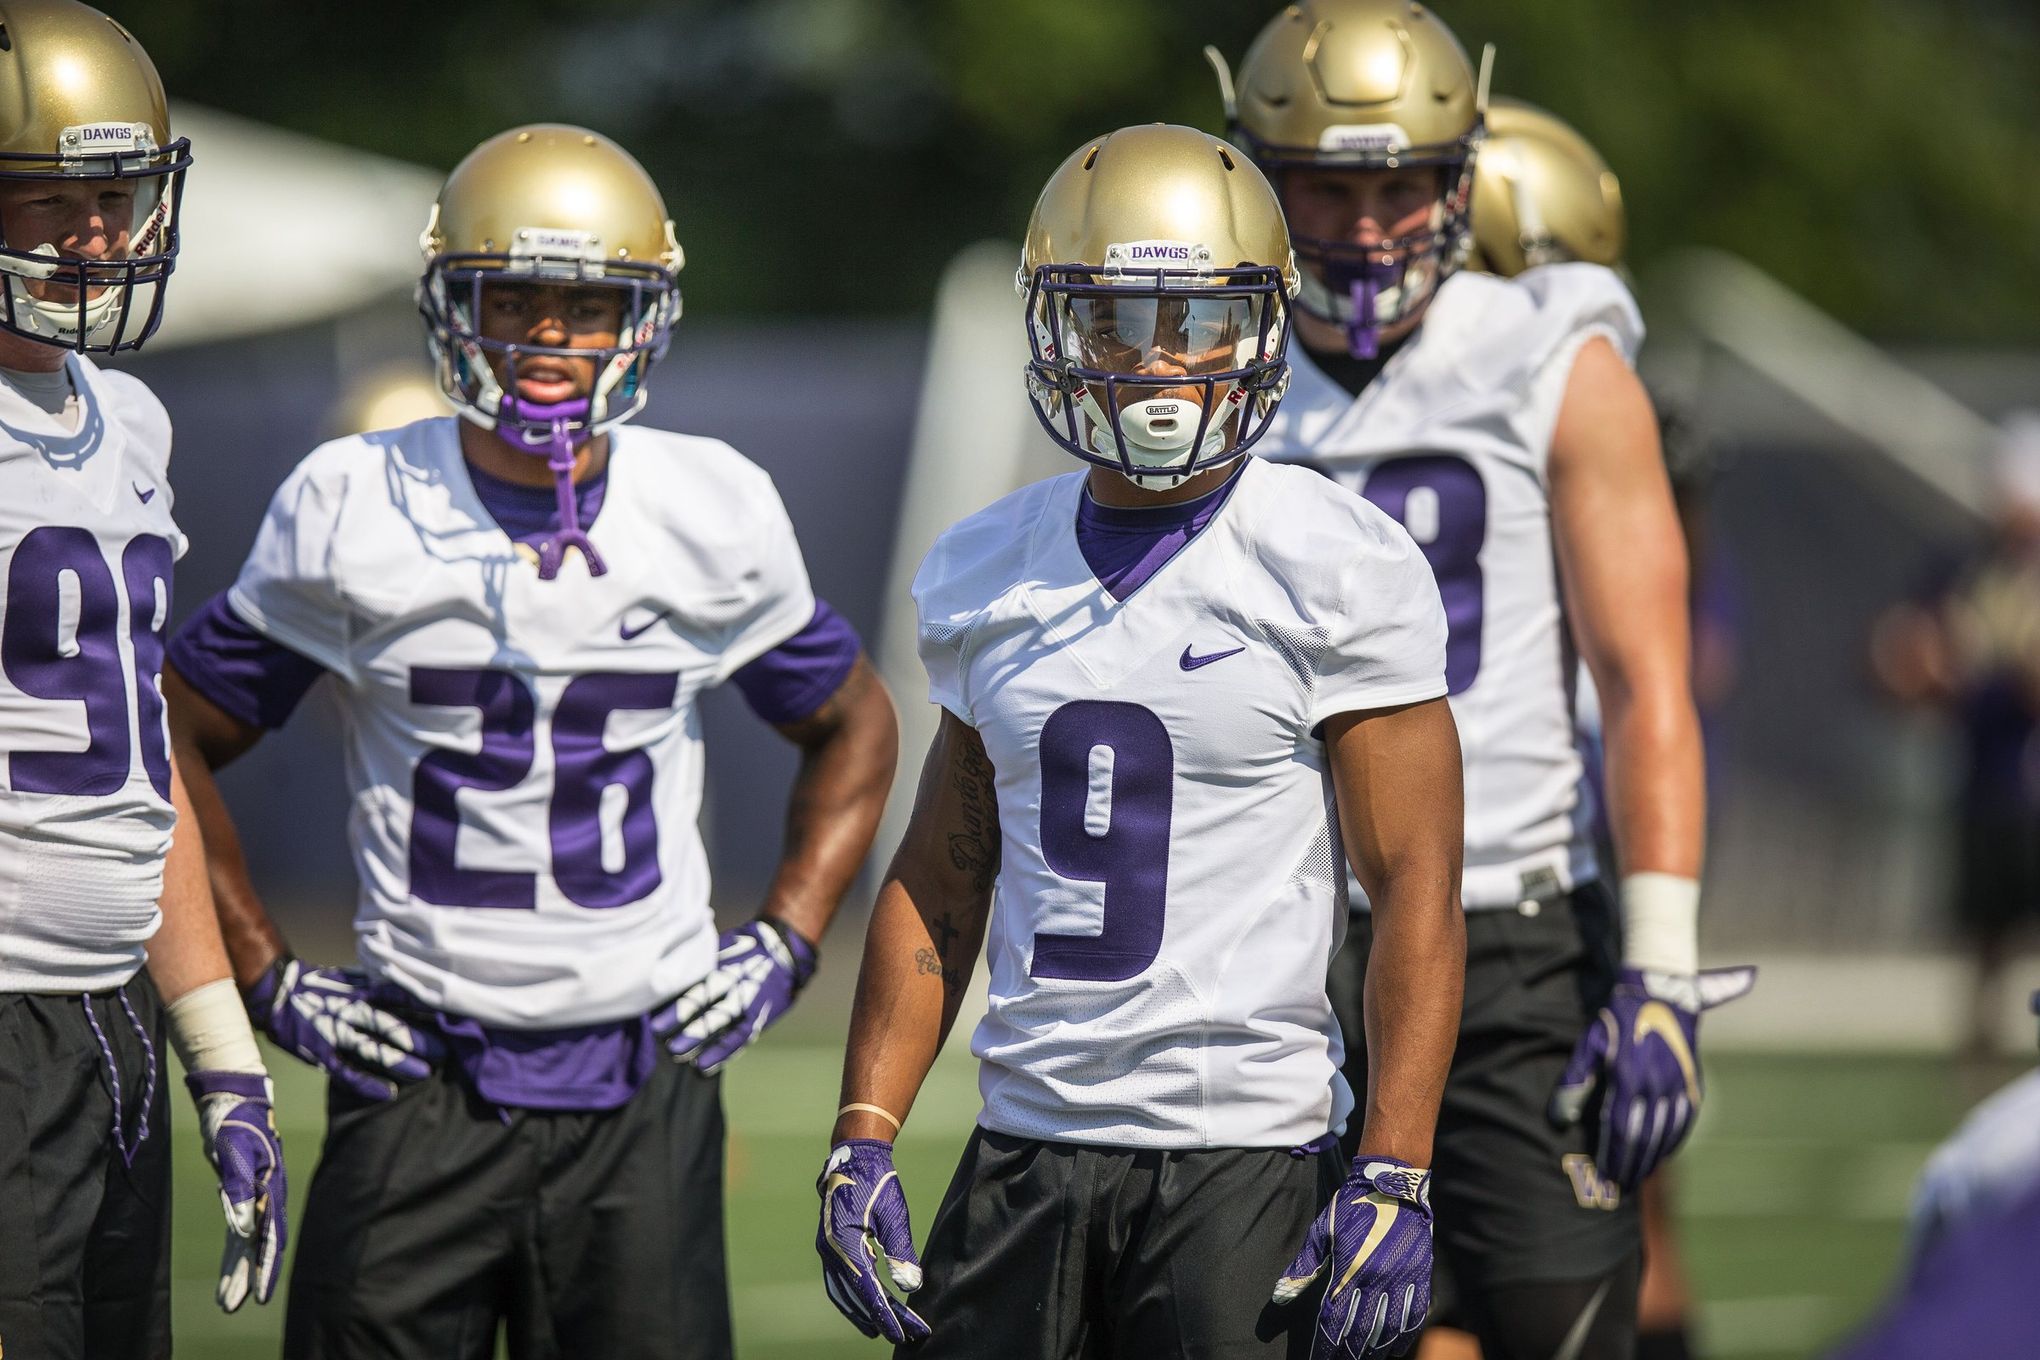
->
<box><xmin>916</xmin><ymin>913</ymin><xmax>965</xmax><ymax>998</ymax></box>
<box><xmin>947</xmin><ymin>738</ymin><xmax>1000</xmax><ymax>898</ymax></box>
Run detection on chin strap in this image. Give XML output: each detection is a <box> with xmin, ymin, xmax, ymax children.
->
<box><xmin>537</xmin><ymin>414</ymin><xmax>605</xmax><ymax>581</ymax></box>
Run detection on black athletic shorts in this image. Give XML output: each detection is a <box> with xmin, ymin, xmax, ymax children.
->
<box><xmin>286</xmin><ymin>1057</ymin><xmax>730</xmax><ymax>1360</ymax></box>
<box><xmin>903</xmin><ymin>1127</ymin><xmax>1342</xmax><ymax>1360</ymax></box>
<box><xmin>0</xmin><ymin>976</ymin><xmax>172</xmax><ymax>1360</ymax></box>
<box><xmin>1330</xmin><ymin>883</ymin><xmax>1640</xmax><ymax>1297</ymax></box>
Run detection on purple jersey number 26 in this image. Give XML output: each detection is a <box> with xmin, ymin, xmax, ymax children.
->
<box><xmin>1361</xmin><ymin>454</ymin><xmax>1486</xmax><ymax>695</ymax></box>
<box><xmin>1032</xmin><ymin>699</ymin><xmax>1173</xmax><ymax>983</ymax></box>
<box><xmin>1</xmin><ymin>527</ymin><xmax>174</xmax><ymax>799</ymax></box>
<box><xmin>409</xmin><ymin>666</ymin><xmax>677</xmax><ymax>911</ymax></box>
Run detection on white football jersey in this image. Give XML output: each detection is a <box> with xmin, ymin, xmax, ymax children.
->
<box><xmin>916</xmin><ymin>457</ymin><xmax>1447</xmax><ymax>1148</ymax></box>
<box><xmin>1256</xmin><ymin>263</ymin><xmax>1643</xmax><ymax>909</ymax></box>
<box><xmin>0</xmin><ymin>356</ymin><xmax>184</xmax><ymax>991</ymax></box>
<box><xmin>228</xmin><ymin>417</ymin><xmax>815</xmax><ymax>1027</ymax></box>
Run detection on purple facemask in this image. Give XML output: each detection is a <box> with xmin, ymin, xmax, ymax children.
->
<box><xmin>493</xmin><ymin>394</ymin><xmax>607</xmax><ymax>580</ymax></box>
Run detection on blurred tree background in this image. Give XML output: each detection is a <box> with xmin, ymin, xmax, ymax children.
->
<box><xmin>136</xmin><ymin>0</ymin><xmax>2038</xmax><ymax>339</ymax></box>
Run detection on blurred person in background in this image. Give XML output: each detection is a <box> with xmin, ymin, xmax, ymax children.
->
<box><xmin>0</xmin><ymin>1</ymin><xmax>288</xmax><ymax>1350</ymax></box>
<box><xmin>1830</xmin><ymin>991</ymin><xmax>2040</xmax><ymax>1359</ymax></box>
<box><xmin>1215</xmin><ymin>3</ymin><xmax>1754</xmax><ymax>1355</ymax></box>
<box><xmin>1872</xmin><ymin>415</ymin><xmax>2040</xmax><ymax>1060</ymax></box>
<box><xmin>161</xmin><ymin>125</ymin><xmax>898</xmax><ymax>1358</ymax></box>
<box><xmin>819</xmin><ymin>123</ymin><xmax>1467</xmax><ymax>1360</ymax></box>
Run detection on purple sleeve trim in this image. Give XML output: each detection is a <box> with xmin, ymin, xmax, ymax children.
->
<box><xmin>167</xmin><ymin>592</ymin><xmax>330</xmax><ymax>730</ymax></box>
<box><xmin>730</xmin><ymin>598</ymin><xmax>862</xmax><ymax>726</ymax></box>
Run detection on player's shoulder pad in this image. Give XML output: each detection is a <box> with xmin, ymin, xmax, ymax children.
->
<box><xmin>83</xmin><ymin>360</ymin><xmax>172</xmax><ymax>470</ymax></box>
<box><xmin>912</xmin><ymin>473</ymin><xmax>1074</xmax><ymax>633</ymax></box>
<box><xmin>1240</xmin><ymin>460</ymin><xmax>1423</xmax><ymax>609</ymax></box>
<box><xmin>1427</xmin><ymin>263</ymin><xmax>1644</xmax><ymax>382</ymax></box>
<box><xmin>615</xmin><ymin>426</ymin><xmax>788</xmax><ymax>534</ymax></box>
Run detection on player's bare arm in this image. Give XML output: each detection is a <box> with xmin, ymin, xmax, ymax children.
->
<box><xmin>1549</xmin><ymin>335</ymin><xmax>1704</xmax><ymax>887</ymax></box>
<box><xmin>755</xmin><ymin>655</ymin><xmax>899</xmax><ymax>947</ymax></box>
<box><xmin>161</xmin><ymin>664</ymin><xmax>281</xmax><ymax>983</ymax></box>
<box><xmin>164</xmin><ymin>661</ymin><xmax>444</xmax><ymax>1099</ymax></box>
<box><xmin>834</xmin><ymin>709</ymin><xmax>997</xmax><ymax>1144</ymax></box>
<box><xmin>1326</xmin><ymin>696</ymin><xmax>1466</xmax><ymax>1166</ymax></box>
<box><xmin>1547</xmin><ymin>335</ymin><xmax>1754</xmax><ymax>1189</ymax></box>
<box><xmin>814</xmin><ymin>710</ymin><xmax>994</xmax><ymax>1344</ymax></box>
<box><xmin>149</xmin><ymin>756</ymin><xmax>236</xmax><ymax>998</ymax></box>
<box><xmin>651</xmin><ymin>653</ymin><xmax>898</xmax><ymax>1073</ymax></box>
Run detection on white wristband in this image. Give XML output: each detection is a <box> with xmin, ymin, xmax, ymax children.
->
<box><xmin>1620</xmin><ymin>872</ymin><xmax>1700</xmax><ymax>976</ymax></box>
<box><xmin>164</xmin><ymin>977</ymin><xmax>267</xmax><ymax>1076</ymax></box>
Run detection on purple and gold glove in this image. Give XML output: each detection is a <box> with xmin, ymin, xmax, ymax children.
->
<box><xmin>186</xmin><ymin>1071</ymin><xmax>287</xmax><ymax>1312</ymax></box>
<box><xmin>1550</xmin><ymin>965</ymin><xmax>1757</xmax><ymax>1190</ymax></box>
<box><xmin>244</xmin><ymin>955</ymin><xmax>444</xmax><ymax>1102</ymax></box>
<box><xmin>816</xmin><ymin>1139</ymin><xmax>930</xmax><ymax>1344</ymax></box>
<box><xmin>653</xmin><ymin>917</ymin><xmax>817</xmax><ymax>1074</ymax></box>
<box><xmin>1275</xmin><ymin>1156</ymin><xmax>1434</xmax><ymax>1358</ymax></box>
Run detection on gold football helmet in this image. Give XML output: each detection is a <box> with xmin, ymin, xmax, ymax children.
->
<box><xmin>0</xmin><ymin>0</ymin><xmax>189</xmax><ymax>351</ymax></box>
<box><xmin>1020</xmin><ymin>123</ymin><xmax>1298</xmax><ymax>486</ymax></box>
<box><xmin>1218</xmin><ymin>0</ymin><xmax>1487</xmax><ymax>356</ymax></box>
<box><xmin>417</xmin><ymin>124</ymin><xmax>682</xmax><ymax>578</ymax></box>
<box><xmin>1469</xmin><ymin>97</ymin><xmax>1625</xmax><ymax>277</ymax></box>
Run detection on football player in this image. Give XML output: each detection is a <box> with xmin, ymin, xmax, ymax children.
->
<box><xmin>0</xmin><ymin>1</ymin><xmax>286</xmax><ymax>1353</ymax></box>
<box><xmin>160</xmin><ymin>126</ymin><xmax>898</xmax><ymax>1357</ymax></box>
<box><xmin>817</xmin><ymin>122</ymin><xmax>1467</xmax><ymax>1360</ymax></box>
<box><xmin>1214</xmin><ymin>2</ymin><xmax>1754</xmax><ymax>1355</ymax></box>
<box><xmin>1476</xmin><ymin>94</ymin><xmax>1706</xmax><ymax>1360</ymax></box>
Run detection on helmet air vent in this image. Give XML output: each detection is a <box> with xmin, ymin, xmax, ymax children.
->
<box><xmin>1082</xmin><ymin>145</ymin><xmax>1101</xmax><ymax>171</ymax></box>
<box><xmin>1217</xmin><ymin>145</ymin><xmax>1236</xmax><ymax>170</ymax></box>
<box><xmin>0</xmin><ymin>25</ymin><xmax>11</xmax><ymax>51</ymax></box>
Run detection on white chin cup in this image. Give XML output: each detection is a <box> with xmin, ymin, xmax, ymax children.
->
<box><xmin>0</xmin><ymin>267</ymin><xmax>143</xmax><ymax>347</ymax></box>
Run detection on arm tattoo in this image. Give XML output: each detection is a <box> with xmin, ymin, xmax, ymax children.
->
<box><xmin>947</xmin><ymin>736</ymin><xmax>1000</xmax><ymax>897</ymax></box>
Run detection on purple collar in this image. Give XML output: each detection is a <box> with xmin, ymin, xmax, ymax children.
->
<box><xmin>464</xmin><ymin>456</ymin><xmax>609</xmax><ymax>554</ymax></box>
<box><xmin>1074</xmin><ymin>463</ymin><xmax>1245</xmax><ymax>600</ymax></box>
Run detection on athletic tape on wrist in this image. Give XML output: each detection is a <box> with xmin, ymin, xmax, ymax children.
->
<box><xmin>164</xmin><ymin>977</ymin><xmax>268</xmax><ymax>1076</ymax></box>
<box><xmin>1620</xmin><ymin>872</ymin><xmax>1700</xmax><ymax>976</ymax></box>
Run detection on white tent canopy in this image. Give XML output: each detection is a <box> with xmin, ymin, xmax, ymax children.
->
<box><xmin>151</xmin><ymin>104</ymin><xmax>443</xmax><ymax>350</ymax></box>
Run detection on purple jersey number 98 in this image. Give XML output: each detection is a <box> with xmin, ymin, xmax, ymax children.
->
<box><xmin>1360</xmin><ymin>454</ymin><xmax>1486</xmax><ymax>696</ymax></box>
<box><xmin>1</xmin><ymin>526</ymin><xmax>174</xmax><ymax>799</ymax></box>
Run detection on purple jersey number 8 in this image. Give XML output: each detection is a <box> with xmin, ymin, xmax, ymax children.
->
<box><xmin>1032</xmin><ymin>699</ymin><xmax>1173</xmax><ymax>983</ymax></box>
<box><xmin>1360</xmin><ymin>454</ymin><xmax>1486</xmax><ymax>695</ymax></box>
<box><xmin>1</xmin><ymin>527</ymin><xmax>175</xmax><ymax>799</ymax></box>
<box><xmin>409</xmin><ymin>666</ymin><xmax>677</xmax><ymax>911</ymax></box>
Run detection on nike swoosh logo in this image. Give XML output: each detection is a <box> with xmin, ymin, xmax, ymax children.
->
<box><xmin>1633</xmin><ymin>1001</ymin><xmax>1701</xmax><ymax>1103</ymax></box>
<box><xmin>1179</xmin><ymin>644</ymin><xmax>1245</xmax><ymax>671</ymax></box>
<box><xmin>620</xmin><ymin>609</ymin><xmax>670</xmax><ymax>642</ymax></box>
<box><xmin>1335</xmin><ymin>1195</ymin><xmax>1400</xmax><ymax>1293</ymax></box>
<box><xmin>819</xmin><ymin>1172</ymin><xmax>865</xmax><ymax>1275</ymax></box>
<box><xmin>133</xmin><ymin>482</ymin><xmax>155</xmax><ymax>504</ymax></box>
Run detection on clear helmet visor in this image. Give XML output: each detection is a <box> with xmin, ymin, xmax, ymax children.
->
<box><xmin>1024</xmin><ymin>264</ymin><xmax>1292</xmax><ymax>486</ymax></box>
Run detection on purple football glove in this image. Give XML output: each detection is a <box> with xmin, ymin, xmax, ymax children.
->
<box><xmin>816</xmin><ymin>1139</ymin><xmax>930</xmax><ymax>1344</ymax></box>
<box><xmin>1550</xmin><ymin>965</ymin><xmax>1757</xmax><ymax>1190</ymax></box>
<box><xmin>653</xmin><ymin>917</ymin><xmax>817</xmax><ymax>1074</ymax></box>
<box><xmin>243</xmin><ymin>955</ymin><xmax>444</xmax><ymax>1101</ymax></box>
<box><xmin>186</xmin><ymin>1071</ymin><xmax>287</xmax><ymax>1312</ymax></box>
<box><xmin>1275</xmin><ymin>1156</ymin><xmax>1434</xmax><ymax>1358</ymax></box>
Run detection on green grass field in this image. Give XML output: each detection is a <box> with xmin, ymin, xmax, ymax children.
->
<box><xmin>166</xmin><ymin>1043</ymin><xmax>2015</xmax><ymax>1359</ymax></box>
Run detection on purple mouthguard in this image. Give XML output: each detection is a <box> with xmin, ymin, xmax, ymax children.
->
<box><xmin>494</xmin><ymin>394</ymin><xmax>607</xmax><ymax>580</ymax></box>
<box><xmin>1343</xmin><ymin>256</ymin><xmax>1404</xmax><ymax>360</ymax></box>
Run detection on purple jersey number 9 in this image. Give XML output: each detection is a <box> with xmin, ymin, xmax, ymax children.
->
<box><xmin>1032</xmin><ymin>699</ymin><xmax>1173</xmax><ymax>983</ymax></box>
<box><xmin>1</xmin><ymin>527</ymin><xmax>175</xmax><ymax>799</ymax></box>
<box><xmin>409</xmin><ymin>666</ymin><xmax>677</xmax><ymax>911</ymax></box>
<box><xmin>1360</xmin><ymin>454</ymin><xmax>1486</xmax><ymax>695</ymax></box>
